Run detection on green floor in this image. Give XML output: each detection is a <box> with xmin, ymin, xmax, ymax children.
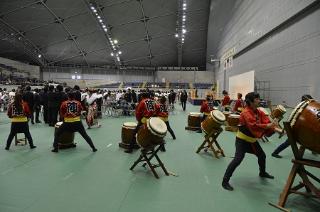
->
<box><xmin>0</xmin><ymin>103</ymin><xmax>319</xmax><ymax>212</ymax></box>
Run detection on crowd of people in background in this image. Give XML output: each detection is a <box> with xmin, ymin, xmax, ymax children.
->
<box><xmin>1</xmin><ymin>85</ymin><xmax>192</xmax><ymax>128</ymax></box>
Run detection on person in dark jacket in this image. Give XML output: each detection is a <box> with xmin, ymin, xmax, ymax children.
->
<box><xmin>33</xmin><ymin>88</ymin><xmax>41</xmax><ymax>123</ymax></box>
<box><xmin>40</xmin><ymin>86</ymin><xmax>49</xmax><ymax>123</ymax></box>
<box><xmin>180</xmin><ymin>90</ymin><xmax>188</xmax><ymax>111</ymax></box>
<box><xmin>48</xmin><ymin>85</ymin><xmax>59</xmax><ymax>126</ymax></box>
<box><xmin>73</xmin><ymin>85</ymin><xmax>82</xmax><ymax>102</ymax></box>
<box><xmin>131</xmin><ymin>90</ymin><xmax>137</xmax><ymax>103</ymax></box>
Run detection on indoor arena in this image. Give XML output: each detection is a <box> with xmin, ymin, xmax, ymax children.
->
<box><xmin>0</xmin><ymin>0</ymin><xmax>319</xmax><ymax>212</ymax></box>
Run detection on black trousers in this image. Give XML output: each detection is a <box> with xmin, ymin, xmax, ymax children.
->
<box><xmin>223</xmin><ymin>137</ymin><xmax>266</xmax><ymax>182</ymax></box>
<box><xmin>53</xmin><ymin>121</ymin><xmax>96</xmax><ymax>150</ymax></box>
<box><xmin>165</xmin><ymin>121</ymin><xmax>176</xmax><ymax>139</ymax></box>
<box><xmin>273</xmin><ymin>139</ymin><xmax>290</xmax><ymax>154</ymax></box>
<box><xmin>48</xmin><ymin>107</ymin><xmax>59</xmax><ymax>126</ymax></box>
<box><xmin>6</xmin><ymin>122</ymin><xmax>34</xmax><ymax>148</ymax></box>
<box><xmin>43</xmin><ymin>105</ymin><xmax>48</xmax><ymax>123</ymax></box>
<box><xmin>33</xmin><ymin>105</ymin><xmax>41</xmax><ymax>122</ymax></box>
<box><xmin>181</xmin><ymin>101</ymin><xmax>186</xmax><ymax>111</ymax></box>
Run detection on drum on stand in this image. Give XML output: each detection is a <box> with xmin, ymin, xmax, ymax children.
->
<box><xmin>225</xmin><ymin>114</ymin><xmax>240</xmax><ymax>132</ymax></box>
<box><xmin>137</xmin><ymin>117</ymin><xmax>167</xmax><ymax>149</ymax></box>
<box><xmin>55</xmin><ymin>122</ymin><xmax>76</xmax><ymax>149</ymax></box>
<box><xmin>227</xmin><ymin>114</ymin><xmax>240</xmax><ymax>127</ymax></box>
<box><xmin>271</xmin><ymin>104</ymin><xmax>286</xmax><ymax>120</ymax></box>
<box><xmin>288</xmin><ymin>100</ymin><xmax>320</xmax><ymax>154</ymax></box>
<box><xmin>223</xmin><ymin>111</ymin><xmax>231</xmax><ymax>122</ymax></box>
<box><xmin>119</xmin><ymin>122</ymin><xmax>137</xmax><ymax>149</ymax></box>
<box><xmin>186</xmin><ymin>112</ymin><xmax>202</xmax><ymax>130</ymax></box>
<box><xmin>201</xmin><ymin>110</ymin><xmax>226</xmax><ymax>134</ymax></box>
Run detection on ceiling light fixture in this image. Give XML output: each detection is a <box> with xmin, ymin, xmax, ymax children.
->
<box><xmin>88</xmin><ymin>1</ymin><xmax>122</xmax><ymax>65</ymax></box>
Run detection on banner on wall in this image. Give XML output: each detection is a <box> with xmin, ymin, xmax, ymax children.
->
<box><xmin>228</xmin><ymin>70</ymin><xmax>255</xmax><ymax>99</ymax></box>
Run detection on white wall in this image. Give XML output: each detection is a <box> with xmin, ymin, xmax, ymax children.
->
<box><xmin>207</xmin><ymin>0</ymin><xmax>320</xmax><ymax>106</ymax></box>
<box><xmin>42</xmin><ymin>68</ymin><xmax>153</xmax><ymax>87</ymax></box>
<box><xmin>156</xmin><ymin>71</ymin><xmax>214</xmax><ymax>83</ymax></box>
<box><xmin>0</xmin><ymin>57</ymin><xmax>40</xmax><ymax>79</ymax></box>
<box><xmin>42</xmin><ymin>69</ymin><xmax>215</xmax><ymax>86</ymax></box>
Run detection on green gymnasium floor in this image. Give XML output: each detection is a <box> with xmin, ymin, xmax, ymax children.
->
<box><xmin>0</xmin><ymin>103</ymin><xmax>319</xmax><ymax>212</ymax></box>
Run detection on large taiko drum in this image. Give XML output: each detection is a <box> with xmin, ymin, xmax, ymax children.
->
<box><xmin>55</xmin><ymin>122</ymin><xmax>75</xmax><ymax>148</ymax></box>
<box><xmin>188</xmin><ymin>112</ymin><xmax>202</xmax><ymax>129</ymax></box>
<box><xmin>120</xmin><ymin>122</ymin><xmax>137</xmax><ymax>148</ymax></box>
<box><xmin>201</xmin><ymin>110</ymin><xmax>226</xmax><ymax>134</ymax></box>
<box><xmin>223</xmin><ymin>111</ymin><xmax>231</xmax><ymax>121</ymax></box>
<box><xmin>288</xmin><ymin>100</ymin><xmax>320</xmax><ymax>154</ymax></box>
<box><xmin>137</xmin><ymin>117</ymin><xmax>167</xmax><ymax>149</ymax></box>
<box><xmin>227</xmin><ymin>114</ymin><xmax>240</xmax><ymax>127</ymax></box>
<box><xmin>271</xmin><ymin>105</ymin><xmax>286</xmax><ymax>119</ymax></box>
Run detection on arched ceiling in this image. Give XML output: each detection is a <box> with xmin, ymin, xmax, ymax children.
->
<box><xmin>0</xmin><ymin>0</ymin><xmax>210</xmax><ymax>69</ymax></box>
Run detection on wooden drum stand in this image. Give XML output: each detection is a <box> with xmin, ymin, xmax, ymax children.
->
<box><xmin>196</xmin><ymin>127</ymin><xmax>225</xmax><ymax>159</ymax></box>
<box><xmin>272</xmin><ymin>122</ymin><xmax>320</xmax><ymax>211</ymax></box>
<box><xmin>130</xmin><ymin>143</ymin><xmax>169</xmax><ymax>179</ymax></box>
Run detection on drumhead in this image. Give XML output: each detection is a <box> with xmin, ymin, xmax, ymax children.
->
<box><xmin>229</xmin><ymin>114</ymin><xmax>240</xmax><ymax>118</ymax></box>
<box><xmin>210</xmin><ymin>110</ymin><xmax>226</xmax><ymax>124</ymax></box>
<box><xmin>277</xmin><ymin>105</ymin><xmax>286</xmax><ymax>113</ymax></box>
<box><xmin>148</xmin><ymin>117</ymin><xmax>167</xmax><ymax>137</ymax></box>
<box><xmin>258</xmin><ymin>107</ymin><xmax>269</xmax><ymax>116</ymax></box>
<box><xmin>288</xmin><ymin>100</ymin><xmax>310</xmax><ymax>127</ymax></box>
<box><xmin>123</xmin><ymin>122</ymin><xmax>137</xmax><ymax>127</ymax></box>
<box><xmin>189</xmin><ymin>112</ymin><xmax>201</xmax><ymax>116</ymax></box>
<box><xmin>55</xmin><ymin>122</ymin><xmax>63</xmax><ymax>127</ymax></box>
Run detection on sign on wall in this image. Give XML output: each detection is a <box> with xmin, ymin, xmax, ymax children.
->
<box><xmin>221</xmin><ymin>47</ymin><xmax>235</xmax><ymax>70</ymax></box>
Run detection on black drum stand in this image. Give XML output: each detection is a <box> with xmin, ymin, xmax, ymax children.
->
<box><xmin>196</xmin><ymin>127</ymin><xmax>224</xmax><ymax>158</ymax></box>
<box><xmin>130</xmin><ymin>143</ymin><xmax>169</xmax><ymax>179</ymax></box>
<box><xmin>272</xmin><ymin>122</ymin><xmax>320</xmax><ymax>211</ymax></box>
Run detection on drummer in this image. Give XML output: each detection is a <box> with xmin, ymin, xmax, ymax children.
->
<box><xmin>221</xmin><ymin>90</ymin><xmax>231</xmax><ymax>111</ymax></box>
<box><xmin>271</xmin><ymin>94</ymin><xmax>313</xmax><ymax>158</ymax></box>
<box><xmin>5</xmin><ymin>92</ymin><xmax>37</xmax><ymax>150</ymax></box>
<box><xmin>52</xmin><ymin>92</ymin><xmax>97</xmax><ymax>153</ymax></box>
<box><xmin>200</xmin><ymin>95</ymin><xmax>215</xmax><ymax>121</ymax></box>
<box><xmin>197</xmin><ymin>95</ymin><xmax>215</xmax><ymax>133</ymax></box>
<box><xmin>233</xmin><ymin>93</ymin><xmax>245</xmax><ymax>114</ymax></box>
<box><xmin>222</xmin><ymin>92</ymin><xmax>282</xmax><ymax>191</ymax></box>
<box><xmin>156</xmin><ymin>96</ymin><xmax>176</xmax><ymax>140</ymax></box>
<box><xmin>125</xmin><ymin>92</ymin><xmax>156</xmax><ymax>153</ymax></box>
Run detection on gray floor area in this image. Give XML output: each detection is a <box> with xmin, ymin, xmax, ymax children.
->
<box><xmin>0</xmin><ymin>103</ymin><xmax>319</xmax><ymax>212</ymax></box>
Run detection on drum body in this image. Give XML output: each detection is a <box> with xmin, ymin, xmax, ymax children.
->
<box><xmin>55</xmin><ymin>122</ymin><xmax>75</xmax><ymax>148</ymax></box>
<box><xmin>289</xmin><ymin>100</ymin><xmax>320</xmax><ymax>154</ymax></box>
<box><xmin>201</xmin><ymin>110</ymin><xmax>226</xmax><ymax>134</ymax></box>
<box><xmin>223</xmin><ymin>111</ymin><xmax>231</xmax><ymax>121</ymax></box>
<box><xmin>121</xmin><ymin>122</ymin><xmax>137</xmax><ymax>145</ymax></box>
<box><xmin>137</xmin><ymin>117</ymin><xmax>167</xmax><ymax>149</ymax></box>
<box><xmin>188</xmin><ymin>112</ymin><xmax>201</xmax><ymax>128</ymax></box>
<box><xmin>227</xmin><ymin>114</ymin><xmax>240</xmax><ymax>127</ymax></box>
<box><xmin>271</xmin><ymin>105</ymin><xmax>286</xmax><ymax>119</ymax></box>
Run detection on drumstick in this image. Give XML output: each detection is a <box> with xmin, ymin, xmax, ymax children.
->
<box><xmin>268</xmin><ymin>202</ymin><xmax>291</xmax><ymax>212</ymax></box>
<box><xmin>167</xmin><ymin>171</ymin><xmax>179</xmax><ymax>177</ymax></box>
